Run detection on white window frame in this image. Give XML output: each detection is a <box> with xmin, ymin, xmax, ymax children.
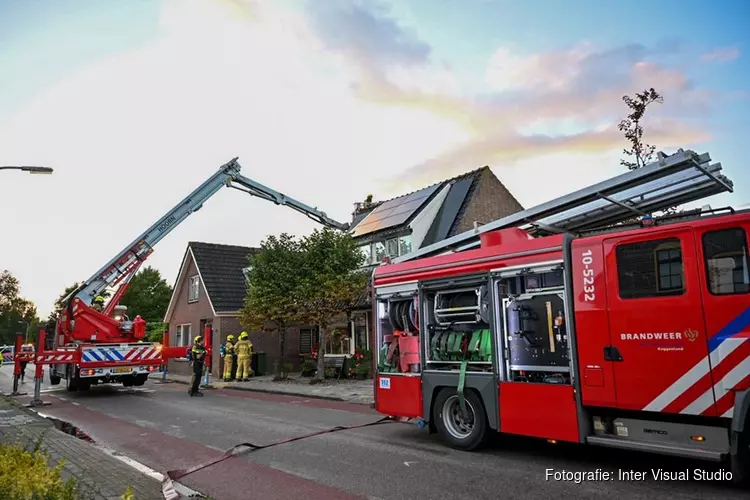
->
<box><xmin>351</xmin><ymin>312</ymin><xmax>369</xmax><ymax>353</ymax></box>
<box><xmin>188</xmin><ymin>275</ymin><xmax>200</xmax><ymax>303</ymax></box>
<box><xmin>175</xmin><ymin>324</ymin><xmax>191</xmax><ymax>352</ymax></box>
<box><xmin>242</xmin><ymin>266</ymin><xmax>253</xmax><ymax>284</ymax></box>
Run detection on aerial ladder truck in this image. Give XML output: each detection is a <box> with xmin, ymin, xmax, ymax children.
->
<box><xmin>39</xmin><ymin>158</ymin><xmax>348</xmax><ymax>391</ymax></box>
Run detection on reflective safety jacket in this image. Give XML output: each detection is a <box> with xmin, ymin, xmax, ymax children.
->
<box><xmin>221</xmin><ymin>342</ymin><xmax>235</xmax><ymax>357</ymax></box>
<box><xmin>234</xmin><ymin>339</ymin><xmax>252</xmax><ymax>357</ymax></box>
<box><xmin>191</xmin><ymin>344</ymin><xmax>207</xmax><ymax>363</ymax></box>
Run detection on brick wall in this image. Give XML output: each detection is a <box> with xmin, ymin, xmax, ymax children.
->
<box><xmin>217</xmin><ymin>316</ymin><xmax>301</xmax><ymax>374</ymax></box>
<box><xmin>165</xmin><ymin>253</ymin><xmax>214</xmax><ymax>377</ymax></box>
<box><xmin>452</xmin><ymin>168</ymin><xmax>524</xmax><ymax>234</ymax></box>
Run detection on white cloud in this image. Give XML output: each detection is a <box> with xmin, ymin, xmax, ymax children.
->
<box><xmin>0</xmin><ymin>0</ymin><xmax>469</xmax><ymax>316</ymax></box>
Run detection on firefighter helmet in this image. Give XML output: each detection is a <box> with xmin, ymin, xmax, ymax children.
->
<box><xmin>239</xmin><ymin>331</ymin><xmax>249</xmax><ymax>340</ymax></box>
<box><xmin>194</xmin><ymin>335</ymin><xmax>203</xmax><ymax>344</ymax></box>
<box><xmin>227</xmin><ymin>334</ymin><xmax>235</xmax><ymax>342</ymax></box>
<box><xmin>93</xmin><ymin>296</ymin><xmax>105</xmax><ymax>304</ymax></box>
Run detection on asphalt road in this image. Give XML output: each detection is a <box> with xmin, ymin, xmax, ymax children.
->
<box><xmin>1</xmin><ymin>364</ymin><xmax>747</xmax><ymax>500</ymax></box>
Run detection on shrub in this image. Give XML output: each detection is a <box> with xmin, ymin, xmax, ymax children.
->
<box><xmin>0</xmin><ymin>440</ymin><xmax>77</xmax><ymax>499</ymax></box>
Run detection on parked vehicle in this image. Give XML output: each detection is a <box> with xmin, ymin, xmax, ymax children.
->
<box><xmin>44</xmin><ymin>158</ymin><xmax>347</xmax><ymax>391</ymax></box>
<box><xmin>372</xmin><ymin>149</ymin><xmax>750</xmax><ymax>482</ymax></box>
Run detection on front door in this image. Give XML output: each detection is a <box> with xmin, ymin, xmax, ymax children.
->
<box><xmin>604</xmin><ymin>227</ymin><xmax>712</xmax><ymax>414</ymax></box>
<box><xmin>696</xmin><ymin>221</ymin><xmax>750</xmax><ymax>419</ymax></box>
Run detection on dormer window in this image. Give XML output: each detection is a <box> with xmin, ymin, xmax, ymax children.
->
<box><xmin>242</xmin><ymin>266</ymin><xmax>253</xmax><ymax>283</ymax></box>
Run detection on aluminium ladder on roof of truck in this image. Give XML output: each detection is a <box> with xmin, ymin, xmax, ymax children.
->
<box><xmin>392</xmin><ymin>149</ymin><xmax>734</xmax><ymax>263</ymax></box>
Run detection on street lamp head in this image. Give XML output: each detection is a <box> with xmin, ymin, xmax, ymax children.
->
<box><xmin>23</xmin><ymin>166</ymin><xmax>54</xmax><ymax>175</ymax></box>
<box><xmin>0</xmin><ymin>165</ymin><xmax>53</xmax><ymax>174</ymax></box>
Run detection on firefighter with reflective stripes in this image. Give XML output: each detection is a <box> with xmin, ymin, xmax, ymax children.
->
<box><xmin>221</xmin><ymin>334</ymin><xmax>235</xmax><ymax>382</ymax></box>
<box><xmin>189</xmin><ymin>336</ymin><xmax>207</xmax><ymax>397</ymax></box>
<box><xmin>91</xmin><ymin>295</ymin><xmax>105</xmax><ymax>312</ymax></box>
<box><xmin>234</xmin><ymin>331</ymin><xmax>253</xmax><ymax>381</ymax></box>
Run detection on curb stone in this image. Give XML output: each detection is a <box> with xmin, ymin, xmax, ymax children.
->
<box><xmin>164</xmin><ymin>377</ymin><xmax>374</xmax><ymax>405</ymax></box>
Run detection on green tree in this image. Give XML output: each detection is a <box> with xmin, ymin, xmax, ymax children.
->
<box><xmin>0</xmin><ymin>270</ymin><xmax>38</xmax><ymax>345</ymax></box>
<box><xmin>119</xmin><ymin>266</ymin><xmax>173</xmax><ymax>341</ymax></box>
<box><xmin>239</xmin><ymin>234</ymin><xmax>306</xmax><ymax>379</ymax></box>
<box><xmin>297</xmin><ymin>228</ymin><xmax>368</xmax><ymax>382</ymax></box>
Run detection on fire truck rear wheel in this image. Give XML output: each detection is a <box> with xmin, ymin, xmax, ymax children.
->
<box><xmin>730</xmin><ymin>427</ymin><xmax>750</xmax><ymax>485</ymax></box>
<box><xmin>65</xmin><ymin>374</ymin><xmax>78</xmax><ymax>392</ymax></box>
<box><xmin>433</xmin><ymin>388</ymin><xmax>488</xmax><ymax>451</ymax></box>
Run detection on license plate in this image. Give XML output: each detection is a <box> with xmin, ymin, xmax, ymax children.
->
<box><xmin>115</xmin><ymin>367</ymin><xmax>132</xmax><ymax>374</ymax></box>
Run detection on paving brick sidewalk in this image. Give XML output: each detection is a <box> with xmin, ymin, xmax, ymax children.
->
<box><xmin>0</xmin><ymin>396</ymin><xmax>164</xmax><ymax>500</ymax></box>
<box><xmin>164</xmin><ymin>372</ymin><xmax>374</xmax><ymax>405</ymax></box>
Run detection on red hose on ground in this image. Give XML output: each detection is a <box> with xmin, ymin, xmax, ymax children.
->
<box><xmin>161</xmin><ymin>415</ymin><xmax>404</xmax><ymax>499</ymax></box>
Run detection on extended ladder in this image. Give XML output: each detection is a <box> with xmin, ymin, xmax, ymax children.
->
<box><xmin>393</xmin><ymin>149</ymin><xmax>733</xmax><ymax>263</ymax></box>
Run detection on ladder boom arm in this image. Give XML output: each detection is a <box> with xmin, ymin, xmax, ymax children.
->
<box><xmin>68</xmin><ymin>158</ymin><xmax>349</xmax><ymax>305</ymax></box>
<box><xmin>228</xmin><ymin>173</ymin><xmax>350</xmax><ymax>231</ymax></box>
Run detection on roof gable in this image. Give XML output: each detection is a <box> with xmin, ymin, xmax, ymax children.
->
<box><xmin>350</xmin><ymin>166</ymin><xmax>489</xmax><ymax>242</ymax></box>
<box><xmin>189</xmin><ymin>242</ymin><xmax>259</xmax><ymax>313</ymax></box>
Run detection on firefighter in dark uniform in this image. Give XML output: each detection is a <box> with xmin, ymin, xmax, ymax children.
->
<box><xmin>189</xmin><ymin>335</ymin><xmax>207</xmax><ymax>397</ymax></box>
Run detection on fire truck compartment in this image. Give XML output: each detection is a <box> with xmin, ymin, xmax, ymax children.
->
<box><xmin>376</xmin><ymin>374</ymin><xmax>423</xmax><ymax>418</ymax></box>
<box><xmin>499</xmin><ymin>381</ymin><xmax>579</xmax><ymax>442</ymax></box>
<box><xmin>377</xmin><ymin>296</ymin><xmax>422</xmax><ymax>375</ymax></box>
<box><xmin>495</xmin><ymin>263</ymin><xmax>572</xmax><ymax>384</ymax></box>
<box><xmin>422</xmin><ymin>283</ymin><xmax>493</xmax><ymax>373</ymax></box>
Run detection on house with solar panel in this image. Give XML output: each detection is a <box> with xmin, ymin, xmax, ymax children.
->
<box><xmin>342</xmin><ymin>166</ymin><xmax>524</xmax><ymax>361</ymax></box>
<box><xmin>162</xmin><ymin>166</ymin><xmax>523</xmax><ymax>378</ymax></box>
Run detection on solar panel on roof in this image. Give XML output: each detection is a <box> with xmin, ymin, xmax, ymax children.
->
<box><xmin>351</xmin><ymin>183</ymin><xmax>442</xmax><ymax>237</ymax></box>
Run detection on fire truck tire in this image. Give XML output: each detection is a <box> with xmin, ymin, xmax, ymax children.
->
<box><xmin>133</xmin><ymin>374</ymin><xmax>147</xmax><ymax>387</ymax></box>
<box><xmin>433</xmin><ymin>388</ymin><xmax>488</xmax><ymax>451</ymax></box>
<box><xmin>65</xmin><ymin>374</ymin><xmax>78</xmax><ymax>392</ymax></box>
<box><xmin>730</xmin><ymin>428</ymin><xmax>750</xmax><ymax>485</ymax></box>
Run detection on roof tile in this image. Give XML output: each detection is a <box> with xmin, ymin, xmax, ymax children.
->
<box><xmin>189</xmin><ymin>242</ymin><xmax>258</xmax><ymax>313</ymax></box>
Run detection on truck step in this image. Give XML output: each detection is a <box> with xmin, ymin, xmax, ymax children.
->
<box><xmin>586</xmin><ymin>435</ymin><xmax>725</xmax><ymax>462</ymax></box>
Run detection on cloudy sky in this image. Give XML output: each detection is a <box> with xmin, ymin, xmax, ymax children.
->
<box><xmin>1</xmin><ymin>0</ymin><xmax>748</xmax><ymax>316</ymax></box>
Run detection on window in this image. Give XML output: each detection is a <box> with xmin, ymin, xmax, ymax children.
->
<box><xmin>299</xmin><ymin>327</ymin><xmax>320</xmax><ymax>354</ymax></box>
<box><xmin>175</xmin><ymin>324</ymin><xmax>191</xmax><ymax>348</ymax></box>
<box><xmin>358</xmin><ymin>244</ymin><xmax>372</xmax><ymax>265</ymax></box>
<box><xmin>188</xmin><ymin>275</ymin><xmax>200</xmax><ymax>302</ymax></box>
<box><xmin>353</xmin><ymin>313</ymin><xmax>369</xmax><ymax>351</ymax></box>
<box><xmin>703</xmin><ymin>228</ymin><xmax>750</xmax><ymax>295</ymax></box>
<box><xmin>399</xmin><ymin>235</ymin><xmax>412</xmax><ymax>256</ymax></box>
<box><xmin>616</xmin><ymin>238</ymin><xmax>685</xmax><ymax>299</ymax></box>
<box><xmin>242</xmin><ymin>266</ymin><xmax>252</xmax><ymax>284</ymax></box>
<box><xmin>373</xmin><ymin>241</ymin><xmax>386</xmax><ymax>262</ymax></box>
<box><xmin>386</xmin><ymin>238</ymin><xmax>399</xmax><ymax>258</ymax></box>
<box><xmin>325</xmin><ymin>329</ymin><xmax>351</xmax><ymax>355</ymax></box>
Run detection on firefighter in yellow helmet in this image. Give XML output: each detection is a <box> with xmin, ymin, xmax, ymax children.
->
<box><xmin>91</xmin><ymin>295</ymin><xmax>105</xmax><ymax>312</ymax></box>
<box><xmin>221</xmin><ymin>334</ymin><xmax>236</xmax><ymax>382</ymax></box>
<box><xmin>234</xmin><ymin>331</ymin><xmax>253</xmax><ymax>381</ymax></box>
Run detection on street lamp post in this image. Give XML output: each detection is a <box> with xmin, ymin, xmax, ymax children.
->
<box><xmin>0</xmin><ymin>165</ymin><xmax>54</xmax><ymax>174</ymax></box>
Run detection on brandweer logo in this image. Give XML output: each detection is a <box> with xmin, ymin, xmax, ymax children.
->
<box><xmin>684</xmin><ymin>328</ymin><xmax>699</xmax><ymax>342</ymax></box>
<box><xmin>620</xmin><ymin>332</ymin><xmax>683</xmax><ymax>341</ymax></box>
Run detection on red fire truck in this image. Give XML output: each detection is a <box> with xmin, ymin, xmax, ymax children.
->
<box><xmin>38</xmin><ymin>158</ymin><xmax>347</xmax><ymax>391</ymax></box>
<box><xmin>372</xmin><ymin>149</ymin><xmax>750</xmax><ymax>481</ymax></box>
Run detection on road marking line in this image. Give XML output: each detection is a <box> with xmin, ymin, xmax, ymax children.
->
<box><xmin>71</xmin><ymin>402</ymin><xmax>80</xmax><ymax>406</ymax></box>
<box><xmin>98</xmin><ymin>446</ymin><xmax>206</xmax><ymax>498</ymax></box>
